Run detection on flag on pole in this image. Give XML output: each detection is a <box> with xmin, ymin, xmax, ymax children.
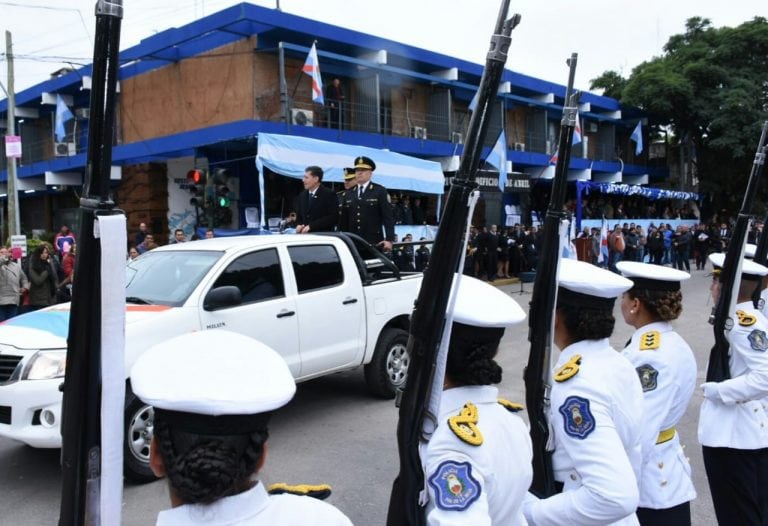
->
<box><xmin>55</xmin><ymin>95</ymin><xmax>74</xmax><ymax>142</ymax></box>
<box><xmin>597</xmin><ymin>217</ymin><xmax>609</xmax><ymax>265</ymax></box>
<box><xmin>486</xmin><ymin>130</ymin><xmax>507</xmax><ymax>192</ymax></box>
<box><xmin>630</xmin><ymin>121</ymin><xmax>643</xmax><ymax>155</ymax></box>
<box><xmin>572</xmin><ymin>111</ymin><xmax>582</xmax><ymax>145</ymax></box>
<box><xmin>302</xmin><ymin>43</ymin><xmax>324</xmax><ymax>104</ymax></box>
<box><xmin>561</xmin><ymin>219</ymin><xmax>578</xmax><ymax>260</ymax></box>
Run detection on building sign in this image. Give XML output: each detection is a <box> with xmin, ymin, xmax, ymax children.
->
<box><xmin>4</xmin><ymin>135</ymin><xmax>21</xmax><ymax>159</ymax></box>
<box><xmin>446</xmin><ymin>171</ymin><xmax>530</xmax><ymax>193</ymax></box>
<box><xmin>10</xmin><ymin>235</ymin><xmax>27</xmax><ymax>258</ymax></box>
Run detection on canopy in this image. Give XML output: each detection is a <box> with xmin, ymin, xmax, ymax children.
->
<box><xmin>255</xmin><ymin>133</ymin><xmax>446</xmax><ymax>225</ymax></box>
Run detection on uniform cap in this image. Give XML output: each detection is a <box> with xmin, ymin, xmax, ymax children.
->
<box><xmin>353</xmin><ymin>156</ymin><xmax>376</xmax><ymax>171</ymax></box>
<box><xmin>130</xmin><ymin>330</ymin><xmax>296</xmax><ymax>434</ymax></box>
<box><xmin>558</xmin><ymin>258</ymin><xmax>634</xmax><ymax>308</ymax></box>
<box><xmin>343</xmin><ymin>167</ymin><xmax>356</xmax><ymax>180</ymax></box>
<box><xmin>616</xmin><ymin>261</ymin><xmax>690</xmax><ymax>291</ymax></box>
<box><xmin>450</xmin><ymin>275</ymin><xmax>525</xmax><ymax>343</ymax></box>
<box><xmin>708</xmin><ymin>252</ymin><xmax>768</xmax><ymax>279</ymax></box>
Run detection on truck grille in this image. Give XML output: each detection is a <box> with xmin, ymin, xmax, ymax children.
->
<box><xmin>0</xmin><ymin>354</ymin><xmax>23</xmax><ymax>382</ymax></box>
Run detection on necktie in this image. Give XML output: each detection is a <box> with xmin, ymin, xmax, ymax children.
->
<box><xmin>358</xmin><ymin>186</ymin><xmax>363</xmax><ymax>199</ymax></box>
<box><xmin>308</xmin><ymin>191</ymin><xmax>314</xmax><ymax>208</ymax></box>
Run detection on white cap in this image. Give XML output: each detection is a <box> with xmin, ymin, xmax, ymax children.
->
<box><xmin>709</xmin><ymin>252</ymin><xmax>768</xmax><ymax>278</ymax></box>
<box><xmin>558</xmin><ymin>259</ymin><xmax>634</xmax><ymax>308</ymax></box>
<box><xmin>130</xmin><ymin>330</ymin><xmax>296</xmax><ymax>432</ymax></box>
<box><xmin>745</xmin><ymin>244</ymin><xmax>757</xmax><ymax>259</ymax></box>
<box><xmin>451</xmin><ymin>275</ymin><xmax>526</xmax><ymax>328</ymax></box>
<box><xmin>616</xmin><ymin>261</ymin><xmax>690</xmax><ymax>291</ymax></box>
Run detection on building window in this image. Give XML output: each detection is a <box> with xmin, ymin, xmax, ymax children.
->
<box><xmin>288</xmin><ymin>245</ymin><xmax>344</xmax><ymax>293</ymax></box>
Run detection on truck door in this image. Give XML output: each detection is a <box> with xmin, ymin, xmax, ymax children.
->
<box><xmin>198</xmin><ymin>248</ymin><xmax>301</xmax><ymax>377</ymax></box>
<box><xmin>287</xmin><ymin>243</ymin><xmax>365</xmax><ymax>378</ymax></box>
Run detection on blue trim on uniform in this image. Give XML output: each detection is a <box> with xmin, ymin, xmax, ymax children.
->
<box><xmin>428</xmin><ymin>460</ymin><xmax>481</xmax><ymax>511</ymax></box>
<box><xmin>559</xmin><ymin>395</ymin><xmax>596</xmax><ymax>439</ymax></box>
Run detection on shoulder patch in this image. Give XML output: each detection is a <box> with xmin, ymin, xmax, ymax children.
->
<box><xmin>636</xmin><ymin>364</ymin><xmax>659</xmax><ymax>392</ymax></box>
<box><xmin>554</xmin><ymin>354</ymin><xmax>582</xmax><ymax>382</ymax></box>
<box><xmin>268</xmin><ymin>483</ymin><xmax>332</xmax><ymax>500</ymax></box>
<box><xmin>497</xmin><ymin>398</ymin><xmax>524</xmax><ymax>412</ymax></box>
<box><xmin>737</xmin><ymin>310</ymin><xmax>757</xmax><ymax>327</ymax></box>
<box><xmin>428</xmin><ymin>460</ymin><xmax>481</xmax><ymax>511</ymax></box>
<box><xmin>448</xmin><ymin>403</ymin><xmax>483</xmax><ymax>446</ymax></box>
<box><xmin>748</xmin><ymin>329</ymin><xmax>768</xmax><ymax>352</ymax></box>
<box><xmin>558</xmin><ymin>396</ymin><xmax>596</xmax><ymax>439</ymax></box>
<box><xmin>639</xmin><ymin>330</ymin><xmax>661</xmax><ymax>350</ymax></box>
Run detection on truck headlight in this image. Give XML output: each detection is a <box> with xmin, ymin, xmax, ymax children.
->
<box><xmin>25</xmin><ymin>350</ymin><xmax>67</xmax><ymax>380</ymax></box>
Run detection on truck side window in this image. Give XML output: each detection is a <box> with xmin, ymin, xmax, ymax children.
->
<box><xmin>212</xmin><ymin>248</ymin><xmax>284</xmax><ymax>304</ymax></box>
<box><xmin>288</xmin><ymin>245</ymin><xmax>344</xmax><ymax>293</ymax></box>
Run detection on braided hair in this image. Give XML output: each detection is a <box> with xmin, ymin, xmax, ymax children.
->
<box><xmin>445</xmin><ymin>326</ymin><xmax>503</xmax><ymax>386</ymax></box>
<box><xmin>558</xmin><ymin>304</ymin><xmax>615</xmax><ymax>343</ymax></box>
<box><xmin>627</xmin><ymin>288</ymin><xmax>683</xmax><ymax>321</ymax></box>
<box><xmin>153</xmin><ymin>414</ymin><xmax>269</xmax><ymax>505</ymax></box>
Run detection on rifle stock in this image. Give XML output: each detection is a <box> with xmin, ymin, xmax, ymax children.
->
<box><xmin>524</xmin><ymin>54</ymin><xmax>580</xmax><ymax>498</ymax></box>
<box><xmin>385</xmin><ymin>3</ymin><xmax>520</xmax><ymax>524</ymax></box>
<box><xmin>707</xmin><ymin>121</ymin><xmax>768</xmax><ymax>383</ymax></box>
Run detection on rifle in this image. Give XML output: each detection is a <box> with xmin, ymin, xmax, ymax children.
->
<box><xmin>385</xmin><ymin>3</ymin><xmax>520</xmax><ymax>524</ymax></box>
<box><xmin>523</xmin><ymin>54</ymin><xmax>580</xmax><ymax>498</ymax></box>
<box><xmin>751</xmin><ymin>213</ymin><xmax>768</xmax><ymax>308</ymax></box>
<box><xmin>59</xmin><ymin>1</ymin><xmax>124</xmax><ymax>524</ymax></box>
<box><xmin>707</xmin><ymin>121</ymin><xmax>768</xmax><ymax>382</ymax></box>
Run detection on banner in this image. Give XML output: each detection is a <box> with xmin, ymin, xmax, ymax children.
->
<box><xmin>4</xmin><ymin>135</ymin><xmax>21</xmax><ymax>159</ymax></box>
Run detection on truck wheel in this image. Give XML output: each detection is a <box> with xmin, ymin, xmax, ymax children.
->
<box><xmin>124</xmin><ymin>393</ymin><xmax>158</xmax><ymax>483</ymax></box>
<box><xmin>365</xmin><ymin>328</ymin><xmax>410</xmax><ymax>399</ymax></box>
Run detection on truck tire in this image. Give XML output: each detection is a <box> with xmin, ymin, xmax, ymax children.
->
<box><xmin>124</xmin><ymin>392</ymin><xmax>158</xmax><ymax>483</ymax></box>
<box><xmin>365</xmin><ymin>328</ymin><xmax>410</xmax><ymax>399</ymax></box>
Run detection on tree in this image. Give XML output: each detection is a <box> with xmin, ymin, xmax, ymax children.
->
<box><xmin>596</xmin><ymin>17</ymin><xmax>768</xmax><ymax>217</ymax></box>
<box><xmin>589</xmin><ymin>70</ymin><xmax>627</xmax><ymax>100</ymax></box>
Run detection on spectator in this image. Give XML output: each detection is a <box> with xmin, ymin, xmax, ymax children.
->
<box><xmin>205</xmin><ymin>228</ymin><xmax>215</xmax><ymax>239</ymax></box>
<box><xmin>27</xmin><ymin>245</ymin><xmax>58</xmax><ymax>311</ymax></box>
<box><xmin>662</xmin><ymin>224</ymin><xmax>673</xmax><ymax>265</ymax></box>
<box><xmin>134</xmin><ymin>222</ymin><xmax>149</xmax><ymax>247</ymax></box>
<box><xmin>412</xmin><ymin>197</ymin><xmax>426</xmax><ymax>225</ymax></box>
<box><xmin>53</xmin><ymin>225</ymin><xmax>76</xmax><ymax>259</ymax></box>
<box><xmin>137</xmin><ymin>234</ymin><xmax>158</xmax><ymax>254</ymax></box>
<box><xmin>401</xmin><ymin>196</ymin><xmax>414</xmax><ymax>225</ymax></box>
<box><xmin>127</xmin><ymin>246</ymin><xmax>140</xmax><ymax>261</ymax></box>
<box><xmin>608</xmin><ymin>225</ymin><xmax>625</xmax><ymax>273</ymax></box>
<box><xmin>693</xmin><ymin>224</ymin><xmax>710</xmax><ymax>270</ymax></box>
<box><xmin>0</xmin><ymin>246</ymin><xmax>29</xmax><ymax>321</ymax></box>
<box><xmin>170</xmin><ymin>229</ymin><xmax>186</xmax><ymax>244</ymax></box>
<box><xmin>646</xmin><ymin>227</ymin><xmax>665</xmax><ymax>265</ymax></box>
<box><xmin>325</xmin><ymin>77</ymin><xmax>345</xmax><ymax>129</ymax></box>
<box><xmin>674</xmin><ymin>225</ymin><xmax>692</xmax><ymax>271</ymax></box>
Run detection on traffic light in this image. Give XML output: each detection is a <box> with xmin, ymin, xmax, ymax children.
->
<box><xmin>211</xmin><ymin>168</ymin><xmax>231</xmax><ymax>208</ymax></box>
<box><xmin>187</xmin><ymin>169</ymin><xmax>206</xmax><ymax>207</ymax></box>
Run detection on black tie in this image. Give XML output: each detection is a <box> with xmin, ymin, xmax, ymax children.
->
<box><xmin>308</xmin><ymin>191</ymin><xmax>314</xmax><ymax>208</ymax></box>
<box><xmin>358</xmin><ymin>186</ymin><xmax>363</xmax><ymax>199</ymax></box>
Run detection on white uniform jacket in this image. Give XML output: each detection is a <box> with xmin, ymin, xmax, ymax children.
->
<box><xmin>622</xmin><ymin>321</ymin><xmax>697</xmax><ymax>509</ymax></box>
<box><xmin>524</xmin><ymin>338</ymin><xmax>644</xmax><ymax>526</ymax></box>
<box><xmin>155</xmin><ymin>481</ymin><xmax>353</xmax><ymax>525</ymax></box>
<box><xmin>699</xmin><ymin>301</ymin><xmax>768</xmax><ymax>449</ymax></box>
<box><xmin>422</xmin><ymin>385</ymin><xmax>533</xmax><ymax>526</ymax></box>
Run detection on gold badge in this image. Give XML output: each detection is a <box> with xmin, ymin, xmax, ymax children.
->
<box><xmin>737</xmin><ymin>310</ymin><xmax>757</xmax><ymax>327</ymax></box>
<box><xmin>554</xmin><ymin>354</ymin><xmax>582</xmax><ymax>382</ymax></box>
<box><xmin>497</xmin><ymin>398</ymin><xmax>524</xmax><ymax>412</ymax></box>
<box><xmin>639</xmin><ymin>331</ymin><xmax>661</xmax><ymax>350</ymax></box>
<box><xmin>448</xmin><ymin>403</ymin><xmax>483</xmax><ymax>446</ymax></box>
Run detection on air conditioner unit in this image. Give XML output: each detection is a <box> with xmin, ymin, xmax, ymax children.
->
<box><xmin>410</xmin><ymin>126</ymin><xmax>427</xmax><ymax>140</ymax></box>
<box><xmin>291</xmin><ymin>108</ymin><xmax>314</xmax><ymax>126</ymax></box>
<box><xmin>75</xmin><ymin>108</ymin><xmax>90</xmax><ymax>120</ymax></box>
<box><xmin>54</xmin><ymin>142</ymin><xmax>76</xmax><ymax>157</ymax></box>
<box><xmin>451</xmin><ymin>132</ymin><xmax>463</xmax><ymax>144</ymax></box>
<box><xmin>587</xmin><ymin>122</ymin><xmax>598</xmax><ymax>133</ymax></box>
<box><xmin>513</xmin><ymin>142</ymin><xmax>525</xmax><ymax>152</ymax></box>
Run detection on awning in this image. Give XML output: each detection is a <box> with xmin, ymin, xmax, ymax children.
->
<box><xmin>255</xmin><ymin>132</ymin><xmax>446</xmax><ymax>226</ymax></box>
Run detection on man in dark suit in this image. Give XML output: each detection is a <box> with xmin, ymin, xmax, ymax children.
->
<box><xmin>342</xmin><ymin>156</ymin><xmax>395</xmax><ymax>250</ymax></box>
<box><xmin>294</xmin><ymin>166</ymin><xmax>338</xmax><ymax>233</ymax></box>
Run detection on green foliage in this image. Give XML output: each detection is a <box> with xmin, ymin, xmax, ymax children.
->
<box><xmin>596</xmin><ymin>16</ymin><xmax>768</xmax><ymax>216</ymax></box>
<box><xmin>589</xmin><ymin>70</ymin><xmax>627</xmax><ymax>99</ymax></box>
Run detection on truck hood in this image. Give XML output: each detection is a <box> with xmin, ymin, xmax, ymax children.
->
<box><xmin>0</xmin><ymin>303</ymin><xmax>175</xmax><ymax>350</ymax></box>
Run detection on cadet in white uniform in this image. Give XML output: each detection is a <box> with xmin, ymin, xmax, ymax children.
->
<box><xmin>524</xmin><ymin>259</ymin><xmax>644</xmax><ymax>526</ymax></box>
<box><xmin>742</xmin><ymin>243</ymin><xmax>768</xmax><ymax>317</ymax></box>
<box><xmin>616</xmin><ymin>261</ymin><xmax>697</xmax><ymax>525</ymax></box>
<box><xmin>129</xmin><ymin>331</ymin><xmax>353</xmax><ymax>526</ymax></box>
<box><xmin>422</xmin><ymin>276</ymin><xmax>533</xmax><ymax>525</ymax></box>
<box><xmin>699</xmin><ymin>253</ymin><xmax>768</xmax><ymax>525</ymax></box>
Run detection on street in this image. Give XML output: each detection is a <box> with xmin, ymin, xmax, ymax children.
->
<box><xmin>0</xmin><ymin>266</ymin><xmax>717</xmax><ymax>524</ymax></box>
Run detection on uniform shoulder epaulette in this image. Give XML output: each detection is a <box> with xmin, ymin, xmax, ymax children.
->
<box><xmin>554</xmin><ymin>354</ymin><xmax>582</xmax><ymax>383</ymax></box>
<box><xmin>639</xmin><ymin>330</ymin><xmax>661</xmax><ymax>351</ymax></box>
<box><xmin>497</xmin><ymin>398</ymin><xmax>524</xmax><ymax>412</ymax></box>
<box><xmin>448</xmin><ymin>402</ymin><xmax>483</xmax><ymax>446</ymax></box>
<box><xmin>737</xmin><ymin>310</ymin><xmax>757</xmax><ymax>327</ymax></box>
<box><xmin>267</xmin><ymin>483</ymin><xmax>332</xmax><ymax>500</ymax></box>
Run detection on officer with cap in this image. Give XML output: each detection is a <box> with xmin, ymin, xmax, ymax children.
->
<box><xmin>423</xmin><ymin>275</ymin><xmax>532</xmax><ymax>524</ymax></box>
<box><xmin>699</xmin><ymin>253</ymin><xmax>768</xmax><ymax>525</ymax></box>
<box><xmin>617</xmin><ymin>261</ymin><xmax>697</xmax><ymax>526</ymax></box>
<box><xmin>341</xmin><ymin>156</ymin><xmax>395</xmax><ymax>251</ymax></box>
<box><xmin>130</xmin><ymin>330</ymin><xmax>353</xmax><ymax>525</ymax></box>
<box><xmin>337</xmin><ymin>168</ymin><xmax>357</xmax><ymax>232</ymax></box>
<box><xmin>524</xmin><ymin>259</ymin><xmax>644</xmax><ymax>526</ymax></box>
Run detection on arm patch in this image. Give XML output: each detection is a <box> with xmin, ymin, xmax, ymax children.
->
<box><xmin>558</xmin><ymin>396</ymin><xmax>596</xmax><ymax>439</ymax></box>
<box><xmin>748</xmin><ymin>329</ymin><xmax>768</xmax><ymax>351</ymax></box>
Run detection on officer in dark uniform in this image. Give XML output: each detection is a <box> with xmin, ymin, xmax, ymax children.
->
<box><xmin>337</xmin><ymin>167</ymin><xmax>356</xmax><ymax>232</ymax></box>
<box><xmin>342</xmin><ymin>156</ymin><xmax>395</xmax><ymax>250</ymax></box>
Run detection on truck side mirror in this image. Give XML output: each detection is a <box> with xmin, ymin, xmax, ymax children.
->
<box><xmin>203</xmin><ymin>286</ymin><xmax>242</xmax><ymax>311</ymax></box>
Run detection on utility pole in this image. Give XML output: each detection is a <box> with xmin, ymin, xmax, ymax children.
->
<box><xmin>4</xmin><ymin>31</ymin><xmax>21</xmax><ymax>236</ymax></box>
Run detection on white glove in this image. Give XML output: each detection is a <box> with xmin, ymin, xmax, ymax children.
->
<box><xmin>701</xmin><ymin>382</ymin><xmax>723</xmax><ymax>402</ymax></box>
<box><xmin>522</xmin><ymin>491</ymin><xmax>539</xmax><ymax>524</ymax></box>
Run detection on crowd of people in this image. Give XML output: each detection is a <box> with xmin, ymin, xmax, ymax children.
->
<box><xmin>563</xmin><ymin>195</ymin><xmax>700</xmax><ymax>221</ymax></box>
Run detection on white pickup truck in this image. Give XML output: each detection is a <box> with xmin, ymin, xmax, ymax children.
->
<box><xmin>0</xmin><ymin>233</ymin><xmax>422</xmax><ymax>481</ymax></box>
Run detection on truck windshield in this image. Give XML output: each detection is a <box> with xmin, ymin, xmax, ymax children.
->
<box><xmin>125</xmin><ymin>251</ymin><xmax>223</xmax><ymax>306</ymax></box>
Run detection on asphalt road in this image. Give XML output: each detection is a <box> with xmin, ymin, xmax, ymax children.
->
<box><xmin>0</xmin><ymin>266</ymin><xmax>718</xmax><ymax>525</ymax></box>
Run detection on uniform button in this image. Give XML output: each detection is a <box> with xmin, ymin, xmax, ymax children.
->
<box><xmin>660</xmin><ymin>480</ymin><xmax>668</xmax><ymax>486</ymax></box>
<box><xmin>570</xmin><ymin>474</ymin><xmax>577</xmax><ymax>481</ymax></box>
<box><xmin>755</xmin><ymin>408</ymin><xmax>759</xmax><ymax>413</ymax></box>
<box><xmin>658</xmin><ymin>462</ymin><xmax>664</xmax><ymax>469</ymax></box>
